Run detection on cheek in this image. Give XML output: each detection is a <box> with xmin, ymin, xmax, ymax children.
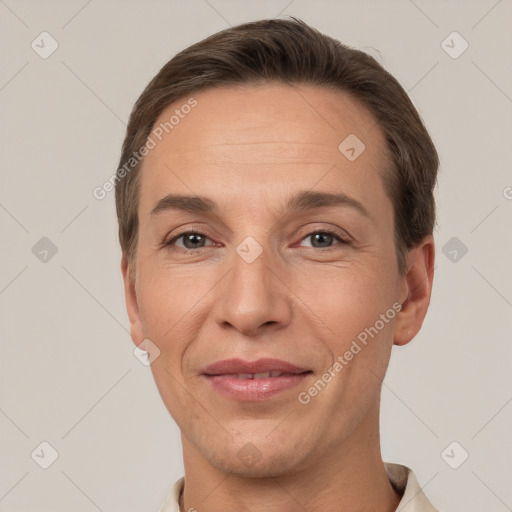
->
<box><xmin>295</xmin><ymin>261</ymin><xmax>397</xmax><ymax>403</ymax></box>
<box><xmin>296</xmin><ymin>263</ymin><xmax>394</xmax><ymax>342</ymax></box>
<box><xmin>137</xmin><ymin>259</ymin><xmax>196</xmax><ymax>330</ymax></box>
<box><xmin>135</xmin><ymin>263</ymin><xmax>215</xmax><ymax>370</ymax></box>
<box><xmin>136</xmin><ymin>268</ymin><xmax>205</xmax><ymax>423</ymax></box>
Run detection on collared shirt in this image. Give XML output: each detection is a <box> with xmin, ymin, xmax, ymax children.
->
<box><xmin>160</xmin><ymin>462</ymin><xmax>439</xmax><ymax>511</ymax></box>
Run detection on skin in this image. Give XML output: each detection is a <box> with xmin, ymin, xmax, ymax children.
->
<box><xmin>121</xmin><ymin>84</ymin><xmax>435</xmax><ymax>512</ymax></box>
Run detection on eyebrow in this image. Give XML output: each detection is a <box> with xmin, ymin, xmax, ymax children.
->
<box><xmin>151</xmin><ymin>194</ymin><xmax>216</xmax><ymax>215</ymax></box>
<box><xmin>151</xmin><ymin>190</ymin><xmax>371</xmax><ymax>219</ymax></box>
<box><xmin>286</xmin><ymin>190</ymin><xmax>370</xmax><ymax>219</ymax></box>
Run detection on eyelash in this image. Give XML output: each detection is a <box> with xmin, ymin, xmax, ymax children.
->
<box><xmin>162</xmin><ymin>227</ymin><xmax>351</xmax><ymax>253</ymax></box>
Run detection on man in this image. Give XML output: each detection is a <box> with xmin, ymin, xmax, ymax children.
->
<box><xmin>115</xmin><ymin>18</ymin><xmax>439</xmax><ymax>512</ymax></box>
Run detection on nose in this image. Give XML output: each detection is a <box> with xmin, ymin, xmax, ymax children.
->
<box><xmin>213</xmin><ymin>247</ymin><xmax>292</xmax><ymax>337</ymax></box>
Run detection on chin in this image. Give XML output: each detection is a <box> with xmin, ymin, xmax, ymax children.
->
<box><xmin>209</xmin><ymin>454</ymin><xmax>303</xmax><ymax>479</ymax></box>
<box><xmin>203</xmin><ymin>439</ymin><xmax>312</xmax><ymax>479</ymax></box>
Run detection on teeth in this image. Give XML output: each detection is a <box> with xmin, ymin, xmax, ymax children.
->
<box><xmin>236</xmin><ymin>371</ymin><xmax>285</xmax><ymax>379</ymax></box>
<box><xmin>254</xmin><ymin>372</ymin><xmax>271</xmax><ymax>379</ymax></box>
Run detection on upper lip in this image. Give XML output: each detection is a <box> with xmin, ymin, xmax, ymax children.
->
<box><xmin>201</xmin><ymin>358</ymin><xmax>311</xmax><ymax>376</ymax></box>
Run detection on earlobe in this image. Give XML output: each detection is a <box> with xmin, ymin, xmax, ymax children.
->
<box><xmin>121</xmin><ymin>255</ymin><xmax>144</xmax><ymax>347</ymax></box>
<box><xmin>393</xmin><ymin>236</ymin><xmax>435</xmax><ymax>346</ymax></box>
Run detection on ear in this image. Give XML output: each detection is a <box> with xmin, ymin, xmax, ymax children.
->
<box><xmin>121</xmin><ymin>255</ymin><xmax>144</xmax><ymax>347</ymax></box>
<box><xmin>393</xmin><ymin>235</ymin><xmax>435</xmax><ymax>346</ymax></box>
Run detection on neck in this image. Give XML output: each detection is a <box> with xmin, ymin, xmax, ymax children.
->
<box><xmin>179</xmin><ymin>400</ymin><xmax>401</xmax><ymax>512</ymax></box>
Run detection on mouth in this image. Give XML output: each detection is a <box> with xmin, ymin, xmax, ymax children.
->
<box><xmin>209</xmin><ymin>371</ymin><xmax>311</xmax><ymax>379</ymax></box>
<box><xmin>200</xmin><ymin>358</ymin><xmax>313</xmax><ymax>401</ymax></box>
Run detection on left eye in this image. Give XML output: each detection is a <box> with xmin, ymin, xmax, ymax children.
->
<box><xmin>168</xmin><ymin>232</ymin><xmax>213</xmax><ymax>250</ymax></box>
<box><xmin>299</xmin><ymin>231</ymin><xmax>349</xmax><ymax>249</ymax></box>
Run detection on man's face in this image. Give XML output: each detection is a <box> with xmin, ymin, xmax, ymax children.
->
<box><xmin>124</xmin><ymin>84</ymin><xmax>413</xmax><ymax>476</ymax></box>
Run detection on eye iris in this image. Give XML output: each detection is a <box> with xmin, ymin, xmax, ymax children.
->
<box><xmin>311</xmin><ymin>232</ymin><xmax>333</xmax><ymax>248</ymax></box>
<box><xmin>184</xmin><ymin>233</ymin><xmax>205</xmax><ymax>249</ymax></box>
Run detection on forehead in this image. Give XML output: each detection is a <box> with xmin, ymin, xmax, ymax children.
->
<box><xmin>138</xmin><ymin>83</ymin><xmax>391</xmax><ymax>218</ymax></box>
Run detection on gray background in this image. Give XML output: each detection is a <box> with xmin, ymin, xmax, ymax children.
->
<box><xmin>1</xmin><ymin>0</ymin><xmax>511</xmax><ymax>510</ymax></box>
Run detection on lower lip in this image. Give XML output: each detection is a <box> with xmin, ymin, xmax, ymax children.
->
<box><xmin>203</xmin><ymin>373</ymin><xmax>311</xmax><ymax>401</ymax></box>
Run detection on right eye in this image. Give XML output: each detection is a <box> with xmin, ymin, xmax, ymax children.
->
<box><xmin>164</xmin><ymin>231</ymin><xmax>215</xmax><ymax>251</ymax></box>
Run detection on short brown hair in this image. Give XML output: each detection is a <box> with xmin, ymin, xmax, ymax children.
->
<box><xmin>115</xmin><ymin>17</ymin><xmax>439</xmax><ymax>281</ymax></box>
